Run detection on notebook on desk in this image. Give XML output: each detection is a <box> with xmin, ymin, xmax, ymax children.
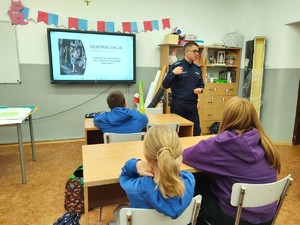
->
<box><xmin>0</xmin><ymin>106</ymin><xmax>34</xmax><ymax>110</ymax></box>
<box><xmin>0</xmin><ymin>107</ymin><xmax>33</xmax><ymax>125</ymax></box>
<box><xmin>85</xmin><ymin>112</ymin><xmax>103</xmax><ymax>118</ymax></box>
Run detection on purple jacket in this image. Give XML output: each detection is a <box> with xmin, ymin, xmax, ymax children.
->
<box><xmin>182</xmin><ymin>129</ymin><xmax>277</xmax><ymax>224</ymax></box>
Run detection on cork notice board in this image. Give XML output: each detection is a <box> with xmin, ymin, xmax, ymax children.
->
<box><xmin>0</xmin><ymin>21</ymin><xmax>21</xmax><ymax>83</ymax></box>
<box><xmin>250</xmin><ymin>36</ymin><xmax>266</xmax><ymax>118</ymax></box>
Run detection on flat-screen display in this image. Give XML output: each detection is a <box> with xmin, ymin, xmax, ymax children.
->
<box><xmin>47</xmin><ymin>28</ymin><xmax>136</xmax><ymax>84</ymax></box>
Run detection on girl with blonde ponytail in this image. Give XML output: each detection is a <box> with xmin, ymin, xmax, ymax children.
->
<box><xmin>119</xmin><ymin>125</ymin><xmax>195</xmax><ymax>219</ymax></box>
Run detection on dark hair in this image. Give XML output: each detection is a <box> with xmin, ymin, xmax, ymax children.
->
<box><xmin>107</xmin><ymin>91</ymin><xmax>125</xmax><ymax>109</ymax></box>
<box><xmin>184</xmin><ymin>42</ymin><xmax>198</xmax><ymax>52</ymax></box>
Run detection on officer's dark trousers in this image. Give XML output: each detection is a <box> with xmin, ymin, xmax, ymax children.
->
<box><xmin>171</xmin><ymin>100</ymin><xmax>200</xmax><ymax>136</ymax></box>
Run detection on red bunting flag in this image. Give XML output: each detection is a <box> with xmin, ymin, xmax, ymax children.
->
<box><xmin>97</xmin><ymin>21</ymin><xmax>105</xmax><ymax>32</ymax></box>
<box><xmin>37</xmin><ymin>11</ymin><xmax>48</xmax><ymax>24</ymax></box>
<box><xmin>122</xmin><ymin>22</ymin><xmax>131</xmax><ymax>33</ymax></box>
<box><xmin>68</xmin><ymin>17</ymin><xmax>78</xmax><ymax>29</ymax></box>
<box><xmin>143</xmin><ymin>21</ymin><xmax>152</xmax><ymax>31</ymax></box>
<box><xmin>162</xmin><ymin>18</ymin><xmax>170</xmax><ymax>29</ymax></box>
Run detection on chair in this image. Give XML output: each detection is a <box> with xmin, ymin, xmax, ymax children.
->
<box><xmin>103</xmin><ymin>132</ymin><xmax>145</xmax><ymax>144</ymax></box>
<box><xmin>99</xmin><ymin>131</ymin><xmax>145</xmax><ymax>221</ymax></box>
<box><xmin>230</xmin><ymin>174</ymin><xmax>293</xmax><ymax>225</ymax></box>
<box><xmin>146</xmin><ymin>122</ymin><xmax>180</xmax><ymax>133</ymax></box>
<box><xmin>119</xmin><ymin>195</ymin><xmax>202</xmax><ymax>225</ymax></box>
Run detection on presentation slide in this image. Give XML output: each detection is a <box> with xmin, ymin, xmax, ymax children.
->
<box><xmin>48</xmin><ymin>30</ymin><xmax>135</xmax><ymax>83</ymax></box>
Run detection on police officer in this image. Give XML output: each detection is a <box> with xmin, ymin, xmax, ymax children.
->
<box><xmin>163</xmin><ymin>42</ymin><xmax>204</xmax><ymax>136</ymax></box>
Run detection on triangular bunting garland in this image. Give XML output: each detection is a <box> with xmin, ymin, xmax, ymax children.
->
<box><xmin>18</xmin><ymin>6</ymin><xmax>171</xmax><ymax>33</ymax></box>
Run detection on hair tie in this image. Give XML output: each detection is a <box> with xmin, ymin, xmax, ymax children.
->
<box><xmin>157</xmin><ymin>146</ymin><xmax>174</xmax><ymax>158</ymax></box>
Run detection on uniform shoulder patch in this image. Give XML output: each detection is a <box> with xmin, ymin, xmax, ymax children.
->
<box><xmin>173</xmin><ymin>61</ymin><xmax>182</xmax><ymax>66</ymax></box>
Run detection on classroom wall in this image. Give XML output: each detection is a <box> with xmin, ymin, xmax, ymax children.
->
<box><xmin>261</xmin><ymin>69</ymin><xmax>300</xmax><ymax>142</ymax></box>
<box><xmin>0</xmin><ymin>64</ymin><xmax>157</xmax><ymax>142</ymax></box>
<box><xmin>242</xmin><ymin>0</ymin><xmax>300</xmax><ymax>142</ymax></box>
<box><xmin>1</xmin><ymin>0</ymin><xmax>300</xmax><ymax>143</ymax></box>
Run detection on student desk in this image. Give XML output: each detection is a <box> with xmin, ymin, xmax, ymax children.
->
<box><xmin>0</xmin><ymin>106</ymin><xmax>38</xmax><ymax>184</ymax></box>
<box><xmin>84</xmin><ymin>113</ymin><xmax>194</xmax><ymax>144</ymax></box>
<box><xmin>82</xmin><ymin>135</ymin><xmax>213</xmax><ymax>225</ymax></box>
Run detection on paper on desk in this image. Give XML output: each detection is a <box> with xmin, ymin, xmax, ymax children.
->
<box><xmin>0</xmin><ymin>108</ymin><xmax>32</xmax><ymax>124</ymax></box>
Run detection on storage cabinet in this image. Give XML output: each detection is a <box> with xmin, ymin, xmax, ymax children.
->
<box><xmin>159</xmin><ymin>44</ymin><xmax>241</xmax><ymax>134</ymax></box>
<box><xmin>200</xmin><ymin>47</ymin><xmax>241</xmax><ymax>134</ymax></box>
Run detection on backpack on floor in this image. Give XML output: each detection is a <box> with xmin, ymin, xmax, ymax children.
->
<box><xmin>64</xmin><ymin>165</ymin><xmax>84</xmax><ymax>214</ymax></box>
<box><xmin>53</xmin><ymin>211</ymin><xmax>81</xmax><ymax>225</ymax></box>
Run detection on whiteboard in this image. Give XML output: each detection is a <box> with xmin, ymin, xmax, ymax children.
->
<box><xmin>0</xmin><ymin>21</ymin><xmax>21</xmax><ymax>83</ymax></box>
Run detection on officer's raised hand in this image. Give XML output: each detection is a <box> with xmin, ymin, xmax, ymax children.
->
<box><xmin>173</xmin><ymin>66</ymin><xmax>183</xmax><ymax>75</ymax></box>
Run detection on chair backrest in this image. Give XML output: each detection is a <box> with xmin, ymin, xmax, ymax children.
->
<box><xmin>119</xmin><ymin>195</ymin><xmax>202</xmax><ymax>225</ymax></box>
<box><xmin>146</xmin><ymin>122</ymin><xmax>180</xmax><ymax>133</ymax></box>
<box><xmin>230</xmin><ymin>174</ymin><xmax>293</xmax><ymax>225</ymax></box>
<box><xmin>103</xmin><ymin>132</ymin><xmax>145</xmax><ymax>144</ymax></box>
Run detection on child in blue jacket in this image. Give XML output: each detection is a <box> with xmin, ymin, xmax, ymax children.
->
<box><xmin>94</xmin><ymin>90</ymin><xmax>148</xmax><ymax>133</ymax></box>
<box><xmin>119</xmin><ymin>125</ymin><xmax>195</xmax><ymax>219</ymax></box>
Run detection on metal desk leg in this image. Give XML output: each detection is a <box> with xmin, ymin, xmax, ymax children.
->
<box><xmin>17</xmin><ymin>123</ymin><xmax>26</xmax><ymax>184</ymax></box>
<box><xmin>84</xmin><ymin>186</ymin><xmax>89</xmax><ymax>225</ymax></box>
<box><xmin>28</xmin><ymin>115</ymin><xmax>36</xmax><ymax>161</ymax></box>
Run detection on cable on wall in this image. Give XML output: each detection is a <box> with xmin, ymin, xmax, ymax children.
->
<box><xmin>33</xmin><ymin>84</ymin><xmax>115</xmax><ymax>120</ymax></box>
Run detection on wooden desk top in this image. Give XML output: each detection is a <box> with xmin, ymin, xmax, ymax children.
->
<box><xmin>84</xmin><ymin>113</ymin><xmax>194</xmax><ymax>131</ymax></box>
<box><xmin>31</xmin><ymin>106</ymin><xmax>39</xmax><ymax>114</ymax></box>
<box><xmin>82</xmin><ymin>135</ymin><xmax>213</xmax><ymax>187</ymax></box>
<box><xmin>147</xmin><ymin>114</ymin><xmax>193</xmax><ymax>126</ymax></box>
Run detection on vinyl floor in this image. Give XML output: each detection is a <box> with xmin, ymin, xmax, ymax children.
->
<box><xmin>0</xmin><ymin>139</ymin><xmax>299</xmax><ymax>225</ymax></box>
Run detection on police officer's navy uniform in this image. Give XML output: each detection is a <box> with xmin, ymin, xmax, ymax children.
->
<box><xmin>163</xmin><ymin>58</ymin><xmax>205</xmax><ymax>136</ymax></box>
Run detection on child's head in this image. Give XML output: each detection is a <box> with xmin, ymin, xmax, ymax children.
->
<box><xmin>143</xmin><ymin>125</ymin><xmax>184</xmax><ymax>198</ymax></box>
<box><xmin>107</xmin><ymin>91</ymin><xmax>126</xmax><ymax>109</ymax></box>
<box><xmin>219</xmin><ymin>96</ymin><xmax>263</xmax><ymax>134</ymax></box>
<box><xmin>220</xmin><ymin>96</ymin><xmax>281</xmax><ymax>172</ymax></box>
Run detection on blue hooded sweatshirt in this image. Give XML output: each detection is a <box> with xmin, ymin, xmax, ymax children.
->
<box><xmin>182</xmin><ymin>129</ymin><xmax>278</xmax><ymax>224</ymax></box>
<box><xmin>119</xmin><ymin>158</ymin><xmax>195</xmax><ymax>219</ymax></box>
<box><xmin>93</xmin><ymin>107</ymin><xmax>148</xmax><ymax>133</ymax></box>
